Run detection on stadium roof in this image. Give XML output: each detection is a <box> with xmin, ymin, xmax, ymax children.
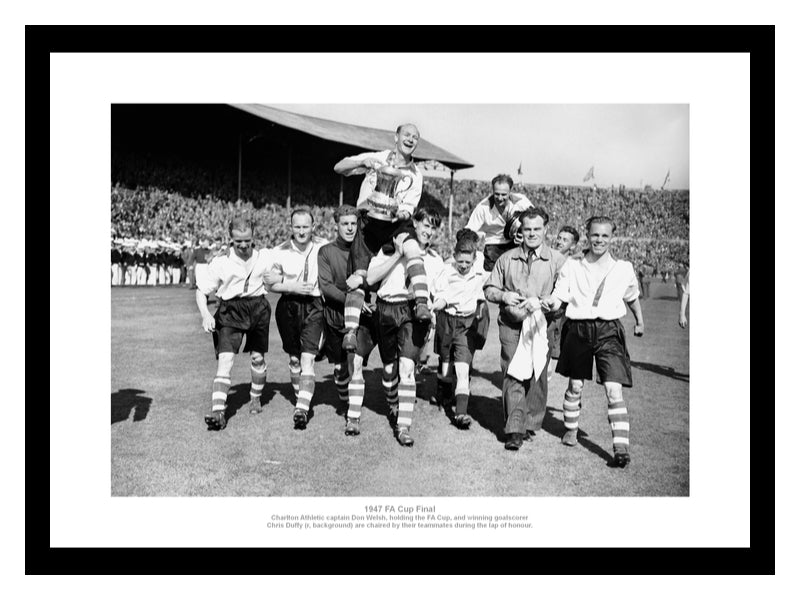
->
<box><xmin>229</xmin><ymin>104</ymin><xmax>473</xmax><ymax>171</ymax></box>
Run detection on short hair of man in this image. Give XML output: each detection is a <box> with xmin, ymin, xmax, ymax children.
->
<box><xmin>559</xmin><ymin>225</ymin><xmax>580</xmax><ymax>244</ymax></box>
<box><xmin>585</xmin><ymin>215</ymin><xmax>616</xmax><ymax>234</ymax></box>
<box><xmin>228</xmin><ymin>215</ymin><xmax>254</xmax><ymax>236</ymax></box>
<box><xmin>454</xmin><ymin>228</ymin><xmax>480</xmax><ymax>254</ymax></box>
<box><xmin>519</xmin><ymin>206</ymin><xmax>550</xmax><ymax>227</ymax></box>
<box><xmin>291</xmin><ymin>206</ymin><xmax>314</xmax><ymax>224</ymax></box>
<box><xmin>413</xmin><ymin>206</ymin><xmax>442</xmax><ymax>228</ymax></box>
<box><xmin>491</xmin><ymin>174</ymin><xmax>515</xmax><ymax>189</ymax></box>
<box><xmin>396</xmin><ymin>123</ymin><xmax>419</xmax><ymax>135</ymax></box>
<box><xmin>333</xmin><ymin>204</ymin><xmax>358</xmax><ymax>223</ymax></box>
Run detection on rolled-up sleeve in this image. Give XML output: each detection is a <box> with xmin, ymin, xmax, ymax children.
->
<box><xmin>553</xmin><ymin>260</ymin><xmax>572</xmax><ymax>303</ymax></box>
<box><xmin>622</xmin><ymin>263</ymin><xmax>640</xmax><ymax>302</ymax></box>
<box><xmin>199</xmin><ymin>256</ymin><xmax>223</xmax><ymax>296</ymax></box>
<box><xmin>484</xmin><ymin>255</ymin><xmax>506</xmax><ymax>293</ymax></box>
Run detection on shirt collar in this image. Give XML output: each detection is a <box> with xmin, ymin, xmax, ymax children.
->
<box><xmin>512</xmin><ymin>244</ymin><xmax>551</xmax><ymax>261</ymax></box>
<box><xmin>334</xmin><ymin>237</ymin><xmax>351</xmax><ymax>251</ymax></box>
<box><xmin>228</xmin><ymin>247</ymin><xmax>256</xmax><ymax>266</ymax></box>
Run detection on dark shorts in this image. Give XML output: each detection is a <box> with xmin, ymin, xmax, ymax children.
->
<box><xmin>347</xmin><ymin>212</ymin><xmax>419</xmax><ymax>275</ymax></box>
<box><xmin>322</xmin><ymin>304</ymin><xmax>378</xmax><ymax>364</ymax></box>
<box><xmin>556</xmin><ymin>318</ymin><xmax>633</xmax><ymax>387</ymax></box>
<box><xmin>212</xmin><ymin>295</ymin><xmax>272</xmax><ymax>357</ymax></box>
<box><xmin>275</xmin><ymin>294</ymin><xmax>325</xmax><ymax>358</ymax></box>
<box><xmin>483</xmin><ymin>241</ymin><xmax>516</xmax><ymax>273</ymax></box>
<box><xmin>375</xmin><ymin>299</ymin><xmax>428</xmax><ymax>364</ymax></box>
<box><xmin>434</xmin><ymin>310</ymin><xmax>478</xmax><ymax>365</ymax></box>
<box><xmin>546</xmin><ymin>312</ymin><xmax>566</xmax><ymax>359</ymax></box>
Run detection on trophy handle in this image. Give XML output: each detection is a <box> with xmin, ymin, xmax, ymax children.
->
<box><xmin>396</xmin><ymin>174</ymin><xmax>413</xmax><ymax>196</ymax></box>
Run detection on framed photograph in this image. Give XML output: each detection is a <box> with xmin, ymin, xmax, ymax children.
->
<box><xmin>39</xmin><ymin>24</ymin><xmax>772</xmax><ymax>577</ymax></box>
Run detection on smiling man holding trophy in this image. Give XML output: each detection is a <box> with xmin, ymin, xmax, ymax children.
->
<box><xmin>333</xmin><ymin>123</ymin><xmax>431</xmax><ymax>351</ymax></box>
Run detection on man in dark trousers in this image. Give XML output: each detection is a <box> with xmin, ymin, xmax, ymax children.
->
<box><xmin>484</xmin><ymin>207</ymin><xmax>565</xmax><ymax>450</ymax></box>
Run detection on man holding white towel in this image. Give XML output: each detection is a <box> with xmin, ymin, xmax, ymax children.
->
<box><xmin>484</xmin><ymin>208</ymin><xmax>565</xmax><ymax>450</ymax></box>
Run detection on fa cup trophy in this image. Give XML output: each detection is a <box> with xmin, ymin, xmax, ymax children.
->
<box><xmin>366</xmin><ymin>164</ymin><xmax>414</xmax><ymax>221</ymax></box>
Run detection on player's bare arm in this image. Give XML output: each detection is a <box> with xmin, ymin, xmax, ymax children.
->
<box><xmin>626</xmin><ymin>297</ymin><xmax>645</xmax><ymax>336</ymax></box>
<box><xmin>333</xmin><ymin>155</ymin><xmax>385</xmax><ymax>176</ymax></box>
<box><xmin>194</xmin><ymin>289</ymin><xmax>215</xmax><ymax>332</ymax></box>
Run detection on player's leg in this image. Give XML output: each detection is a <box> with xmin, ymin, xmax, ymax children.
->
<box><xmin>293</xmin><ymin>352</ymin><xmax>316</xmax><ymax>429</ymax></box>
<box><xmin>561</xmin><ymin>378</ymin><xmax>584</xmax><ymax>446</ymax></box>
<box><xmin>205</xmin><ymin>351</ymin><xmax>235</xmax><ymax>430</ymax></box>
<box><xmin>593</xmin><ymin>319</ymin><xmax>634</xmax><ymax>466</ymax></box>
<box><xmin>396</xmin><ymin>357</ymin><xmax>417</xmax><ymax>446</ymax></box>
<box><xmin>288</xmin><ymin>355</ymin><xmax>302</xmax><ymax>399</ymax></box>
<box><xmin>401</xmin><ymin>238</ymin><xmax>431</xmax><ymax>322</ymax></box>
<box><xmin>382</xmin><ymin>361</ymin><xmax>399</xmax><ymax>411</ymax></box>
<box><xmin>604</xmin><ymin>381</ymin><xmax>630</xmax><ymax>467</ymax></box>
<box><xmin>333</xmin><ymin>361</ymin><xmax>351</xmax><ymax>406</ymax></box>
<box><xmin>248</xmin><ymin>351</ymin><xmax>267</xmax><ymax>414</ymax></box>
<box><xmin>436</xmin><ymin>360</ymin><xmax>452</xmax><ymax>406</ymax></box>
<box><xmin>453</xmin><ymin>362</ymin><xmax>471</xmax><ymax>428</ymax></box>
<box><xmin>452</xmin><ymin>322</ymin><xmax>476</xmax><ymax>428</ymax></box>
<box><xmin>345</xmin><ymin>353</ymin><xmax>365</xmax><ymax>436</ymax></box>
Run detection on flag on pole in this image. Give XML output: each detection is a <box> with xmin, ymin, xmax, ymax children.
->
<box><xmin>661</xmin><ymin>169</ymin><xmax>671</xmax><ymax>190</ymax></box>
<box><xmin>583</xmin><ymin>166</ymin><xmax>594</xmax><ymax>182</ymax></box>
<box><xmin>517</xmin><ymin>162</ymin><xmax>523</xmax><ymax>176</ymax></box>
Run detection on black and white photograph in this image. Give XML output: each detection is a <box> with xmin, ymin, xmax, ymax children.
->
<box><xmin>109</xmin><ymin>103</ymin><xmax>690</xmax><ymax>497</ymax></box>
<box><xmin>38</xmin><ymin>26</ymin><xmax>775</xmax><ymax>579</ymax></box>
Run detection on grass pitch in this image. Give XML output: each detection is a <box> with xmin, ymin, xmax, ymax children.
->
<box><xmin>111</xmin><ymin>283</ymin><xmax>689</xmax><ymax>496</ymax></box>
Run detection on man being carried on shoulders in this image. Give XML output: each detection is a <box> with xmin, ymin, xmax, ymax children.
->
<box><xmin>334</xmin><ymin>123</ymin><xmax>432</xmax><ymax>353</ymax></box>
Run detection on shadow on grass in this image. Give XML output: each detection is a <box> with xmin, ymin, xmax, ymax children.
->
<box><xmin>466</xmin><ymin>394</ymin><xmax>506</xmax><ymax>442</ymax></box>
<box><xmin>542</xmin><ymin>406</ymin><xmax>616</xmax><ymax>466</ymax></box>
<box><xmin>469</xmin><ymin>367</ymin><xmax>504</xmax><ymax>392</ymax></box>
<box><xmin>631</xmin><ymin>361</ymin><xmax>689</xmax><ymax>383</ymax></box>
<box><xmin>111</xmin><ymin>388</ymin><xmax>153</xmax><ymax>424</ymax></box>
<box><xmin>224</xmin><ymin>380</ymin><xmax>289</xmax><ymax>424</ymax></box>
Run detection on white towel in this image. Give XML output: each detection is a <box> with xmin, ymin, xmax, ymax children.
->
<box><xmin>507</xmin><ymin>306</ymin><xmax>549</xmax><ymax>382</ymax></box>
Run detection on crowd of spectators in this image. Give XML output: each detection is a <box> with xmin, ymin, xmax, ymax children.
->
<box><xmin>110</xmin><ymin>153</ymin><xmax>690</xmax><ymax>284</ymax></box>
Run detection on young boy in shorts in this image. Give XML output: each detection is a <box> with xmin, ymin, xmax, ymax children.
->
<box><xmin>431</xmin><ymin>229</ymin><xmax>489</xmax><ymax>428</ymax></box>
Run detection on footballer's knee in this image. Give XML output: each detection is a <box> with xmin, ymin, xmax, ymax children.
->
<box><xmin>300</xmin><ymin>352</ymin><xmax>315</xmax><ymax>374</ymax></box>
<box><xmin>398</xmin><ymin>358</ymin><xmax>415</xmax><ymax>383</ymax></box>
<box><xmin>250</xmin><ymin>353</ymin><xmax>265</xmax><ymax>369</ymax></box>
<box><xmin>289</xmin><ymin>356</ymin><xmax>301</xmax><ymax>370</ymax></box>
<box><xmin>604</xmin><ymin>382</ymin><xmax>623</xmax><ymax>402</ymax></box>
<box><xmin>403</xmin><ymin>239</ymin><xmax>421</xmax><ymax>259</ymax></box>
<box><xmin>567</xmin><ymin>379</ymin><xmax>584</xmax><ymax>395</ymax></box>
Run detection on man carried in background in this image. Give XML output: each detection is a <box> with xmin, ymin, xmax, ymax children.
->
<box><xmin>195</xmin><ymin>216</ymin><xmax>274</xmax><ymax>430</ymax></box>
<box><xmin>265</xmin><ymin>208</ymin><xmax>328</xmax><ymax>430</ymax></box>
<box><xmin>466</xmin><ymin>174</ymin><xmax>533</xmax><ymax>273</ymax></box>
<box><xmin>542</xmin><ymin>216</ymin><xmax>645</xmax><ymax>468</ymax></box>
<box><xmin>333</xmin><ymin>123</ymin><xmax>432</xmax><ymax>353</ymax></box>
<box><xmin>317</xmin><ymin>204</ymin><xmax>379</xmax><ymax>436</ymax></box>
